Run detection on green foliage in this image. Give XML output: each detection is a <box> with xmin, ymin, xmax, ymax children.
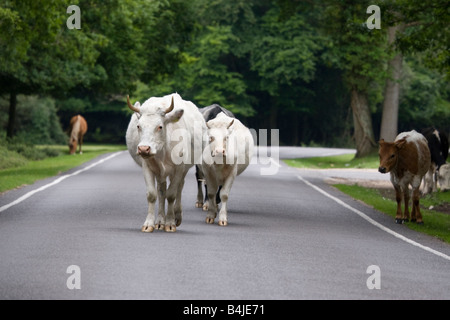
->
<box><xmin>0</xmin><ymin>95</ymin><xmax>67</xmax><ymax>144</ymax></box>
<box><xmin>399</xmin><ymin>55</ymin><xmax>450</xmax><ymax>131</ymax></box>
<box><xmin>1</xmin><ymin>0</ymin><xmax>448</xmax><ymax>146</ymax></box>
<box><xmin>391</xmin><ymin>0</ymin><xmax>450</xmax><ymax>79</ymax></box>
<box><xmin>249</xmin><ymin>7</ymin><xmax>325</xmax><ymax>95</ymax></box>
<box><xmin>0</xmin><ymin>0</ymin><xmax>104</xmax><ymax>96</ymax></box>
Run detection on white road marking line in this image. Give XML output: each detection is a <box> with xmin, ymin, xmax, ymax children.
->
<box><xmin>0</xmin><ymin>152</ymin><xmax>123</xmax><ymax>213</ymax></box>
<box><xmin>297</xmin><ymin>175</ymin><xmax>450</xmax><ymax>262</ymax></box>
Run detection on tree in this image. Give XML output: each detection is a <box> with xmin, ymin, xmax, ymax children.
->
<box><xmin>0</xmin><ymin>0</ymin><xmax>104</xmax><ymax>138</ymax></box>
<box><xmin>379</xmin><ymin>0</ymin><xmax>450</xmax><ymax>141</ymax></box>
<box><xmin>379</xmin><ymin>24</ymin><xmax>404</xmax><ymax>141</ymax></box>
<box><xmin>1</xmin><ymin>0</ymin><xmax>194</xmax><ymax>141</ymax></box>
<box><xmin>320</xmin><ymin>0</ymin><xmax>389</xmax><ymax>157</ymax></box>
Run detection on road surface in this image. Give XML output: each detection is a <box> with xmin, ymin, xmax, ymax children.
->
<box><xmin>0</xmin><ymin>147</ymin><xmax>449</xmax><ymax>300</ymax></box>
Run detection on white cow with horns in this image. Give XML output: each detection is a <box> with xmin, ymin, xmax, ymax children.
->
<box><xmin>202</xmin><ymin>112</ymin><xmax>254</xmax><ymax>226</ymax></box>
<box><xmin>125</xmin><ymin>93</ymin><xmax>206</xmax><ymax>232</ymax></box>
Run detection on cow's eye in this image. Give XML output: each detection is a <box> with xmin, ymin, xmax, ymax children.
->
<box><xmin>158</xmin><ymin>125</ymin><xmax>163</xmax><ymax>131</ymax></box>
<box><xmin>137</xmin><ymin>125</ymin><xmax>141</xmax><ymax>130</ymax></box>
<box><xmin>390</xmin><ymin>154</ymin><xmax>395</xmax><ymax>159</ymax></box>
<box><xmin>209</xmin><ymin>136</ymin><xmax>215</xmax><ymax>142</ymax></box>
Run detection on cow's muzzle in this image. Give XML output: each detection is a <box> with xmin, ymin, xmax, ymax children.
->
<box><xmin>212</xmin><ymin>148</ymin><xmax>226</xmax><ymax>157</ymax></box>
<box><xmin>378</xmin><ymin>166</ymin><xmax>387</xmax><ymax>174</ymax></box>
<box><xmin>137</xmin><ymin>145</ymin><xmax>153</xmax><ymax>157</ymax></box>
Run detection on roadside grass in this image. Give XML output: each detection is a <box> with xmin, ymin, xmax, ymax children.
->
<box><xmin>284</xmin><ymin>152</ymin><xmax>450</xmax><ymax>243</ymax></box>
<box><xmin>334</xmin><ymin>184</ymin><xmax>450</xmax><ymax>244</ymax></box>
<box><xmin>284</xmin><ymin>153</ymin><xmax>379</xmax><ymax>169</ymax></box>
<box><xmin>0</xmin><ymin>144</ymin><xmax>126</xmax><ymax>193</ymax></box>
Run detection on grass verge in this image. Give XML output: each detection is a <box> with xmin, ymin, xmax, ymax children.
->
<box><xmin>284</xmin><ymin>153</ymin><xmax>379</xmax><ymax>169</ymax></box>
<box><xmin>0</xmin><ymin>144</ymin><xmax>126</xmax><ymax>193</ymax></box>
<box><xmin>334</xmin><ymin>184</ymin><xmax>450</xmax><ymax>244</ymax></box>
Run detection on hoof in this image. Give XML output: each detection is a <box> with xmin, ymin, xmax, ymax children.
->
<box><xmin>395</xmin><ymin>218</ymin><xmax>403</xmax><ymax>224</ymax></box>
<box><xmin>141</xmin><ymin>225</ymin><xmax>154</xmax><ymax>233</ymax></box>
<box><xmin>403</xmin><ymin>218</ymin><xmax>409</xmax><ymax>223</ymax></box>
<box><xmin>155</xmin><ymin>223</ymin><xmax>165</xmax><ymax>230</ymax></box>
<box><xmin>206</xmin><ymin>217</ymin><xmax>215</xmax><ymax>224</ymax></box>
<box><xmin>175</xmin><ymin>219</ymin><xmax>182</xmax><ymax>227</ymax></box>
<box><xmin>218</xmin><ymin>220</ymin><xmax>228</xmax><ymax>226</ymax></box>
<box><xmin>202</xmin><ymin>204</ymin><xmax>209</xmax><ymax>211</ymax></box>
<box><xmin>195</xmin><ymin>201</ymin><xmax>203</xmax><ymax>208</ymax></box>
<box><xmin>165</xmin><ymin>225</ymin><xmax>176</xmax><ymax>232</ymax></box>
<box><xmin>416</xmin><ymin>221</ymin><xmax>424</xmax><ymax>225</ymax></box>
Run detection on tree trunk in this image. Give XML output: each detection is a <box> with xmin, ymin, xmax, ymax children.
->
<box><xmin>7</xmin><ymin>92</ymin><xmax>17</xmax><ymax>139</ymax></box>
<box><xmin>380</xmin><ymin>24</ymin><xmax>404</xmax><ymax>142</ymax></box>
<box><xmin>351</xmin><ymin>88</ymin><xmax>376</xmax><ymax>157</ymax></box>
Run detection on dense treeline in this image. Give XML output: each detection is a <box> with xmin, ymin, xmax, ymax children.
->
<box><xmin>1</xmin><ymin>0</ymin><xmax>449</xmax><ymax>154</ymax></box>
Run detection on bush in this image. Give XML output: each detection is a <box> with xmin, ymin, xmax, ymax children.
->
<box><xmin>0</xmin><ymin>144</ymin><xmax>28</xmax><ymax>170</ymax></box>
<box><xmin>0</xmin><ymin>136</ymin><xmax>62</xmax><ymax>170</ymax></box>
<box><xmin>0</xmin><ymin>95</ymin><xmax>67</xmax><ymax>145</ymax></box>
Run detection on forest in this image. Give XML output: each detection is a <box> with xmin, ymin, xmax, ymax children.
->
<box><xmin>1</xmin><ymin>0</ymin><xmax>449</xmax><ymax>157</ymax></box>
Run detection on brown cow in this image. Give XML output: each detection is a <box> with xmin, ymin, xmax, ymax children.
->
<box><xmin>68</xmin><ymin>115</ymin><xmax>87</xmax><ymax>155</ymax></box>
<box><xmin>378</xmin><ymin>130</ymin><xmax>431</xmax><ymax>224</ymax></box>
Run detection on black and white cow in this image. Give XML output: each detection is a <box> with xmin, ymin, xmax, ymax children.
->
<box><xmin>422</xmin><ymin>127</ymin><xmax>449</xmax><ymax>193</ymax></box>
<box><xmin>195</xmin><ymin>104</ymin><xmax>235</xmax><ymax>209</ymax></box>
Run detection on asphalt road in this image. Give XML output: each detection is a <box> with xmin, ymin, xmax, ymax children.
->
<box><xmin>0</xmin><ymin>147</ymin><xmax>449</xmax><ymax>300</ymax></box>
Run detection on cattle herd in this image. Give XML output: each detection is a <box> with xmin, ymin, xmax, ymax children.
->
<box><xmin>378</xmin><ymin>128</ymin><xmax>449</xmax><ymax>224</ymax></box>
<box><xmin>67</xmin><ymin>93</ymin><xmax>449</xmax><ymax>231</ymax></box>
<box><xmin>124</xmin><ymin>93</ymin><xmax>254</xmax><ymax>232</ymax></box>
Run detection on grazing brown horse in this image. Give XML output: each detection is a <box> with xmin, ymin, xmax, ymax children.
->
<box><xmin>68</xmin><ymin>115</ymin><xmax>87</xmax><ymax>154</ymax></box>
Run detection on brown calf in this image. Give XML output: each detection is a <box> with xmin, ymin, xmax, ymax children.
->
<box><xmin>378</xmin><ymin>130</ymin><xmax>431</xmax><ymax>224</ymax></box>
<box><xmin>68</xmin><ymin>115</ymin><xmax>88</xmax><ymax>154</ymax></box>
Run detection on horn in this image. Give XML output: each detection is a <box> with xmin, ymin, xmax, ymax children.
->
<box><xmin>165</xmin><ymin>96</ymin><xmax>174</xmax><ymax>114</ymax></box>
<box><xmin>127</xmin><ymin>95</ymin><xmax>140</xmax><ymax>113</ymax></box>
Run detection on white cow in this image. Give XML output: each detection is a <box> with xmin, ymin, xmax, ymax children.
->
<box><xmin>201</xmin><ymin>112</ymin><xmax>254</xmax><ymax>226</ymax></box>
<box><xmin>125</xmin><ymin>93</ymin><xmax>206</xmax><ymax>232</ymax></box>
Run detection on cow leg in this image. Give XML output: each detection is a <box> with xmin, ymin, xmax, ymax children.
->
<box><xmin>202</xmin><ymin>184</ymin><xmax>222</xmax><ymax>212</ymax></box>
<box><xmin>174</xmin><ymin>177</ymin><xmax>186</xmax><ymax>227</ymax></box>
<box><xmin>394</xmin><ymin>184</ymin><xmax>403</xmax><ymax>224</ymax></box>
<box><xmin>164</xmin><ymin>168</ymin><xmax>188</xmax><ymax>232</ymax></box>
<box><xmin>402</xmin><ymin>186</ymin><xmax>410</xmax><ymax>223</ymax></box>
<box><xmin>202</xmin><ymin>184</ymin><xmax>209</xmax><ymax>211</ymax></box>
<box><xmin>155</xmin><ymin>179</ymin><xmax>167</xmax><ymax>230</ymax></box>
<box><xmin>195</xmin><ymin>165</ymin><xmax>204</xmax><ymax>208</ymax></box>
<box><xmin>78</xmin><ymin>133</ymin><xmax>84</xmax><ymax>154</ymax></box>
<box><xmin>411</xmin><ymin>187</ymin><xmax>423</xmax><ymax>224</ymax></box>
<box><xmin>218</xmin><ymin>171</ymin><xmax>236</xmax><ymax>226</ymax></box>
<box><xmin>141</xmin><ymin>163</ymin><xmax>157</xmax><ymax>232</ymax></box>
<box><xmin>205</xmin><ymin>181</ymin><xmax>219</xmax><ymax>224</ymax></box>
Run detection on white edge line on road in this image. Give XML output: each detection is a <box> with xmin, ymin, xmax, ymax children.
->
<box><xmin>297</xmin><ymin>175</ymin><xmax>450</xmax><ymax>262</ymax></box>
<box><xmin>0</xmin><ymin>151</ymin><xmax>123</xmax><ymax>214</ymax></box>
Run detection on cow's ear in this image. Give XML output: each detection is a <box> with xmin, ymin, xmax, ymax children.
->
<box><xmin>133</xmin><ymin>102</ymin><xmax>141</xmax><ymax>119</ymax></box>
<box><xmin>378</xmin><ymin>139</ymin><xmax>385</xmax><ymax>145</ymax></box>
<box><xmin>165</xmin><ymin>109</ymin><xmax>184</xmax><ymax>123</ymax></box>
<box><xmin>395</xmin><ymin>138</ymin><xmax>407</xmax><ymax>149</ymax></box>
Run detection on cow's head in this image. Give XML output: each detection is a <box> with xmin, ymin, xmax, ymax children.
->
<box><xmin>127</xmin><ymin>95</ymin><xmax>184</xmax><ymax>158</ymax></box>
<box><xmin>206</xmin><ymin>115</ymin><xmax>235</xmax><ymax>158</ymax></box>
<box><xmin>68</xmin><ymin>137</ymin><xmax>77</xmax><ymax>155</ymax></box>
<box><xmin>378</xmin><ymin>138</ymin><xmax>406</xmax><ymax>173</ymax></box>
